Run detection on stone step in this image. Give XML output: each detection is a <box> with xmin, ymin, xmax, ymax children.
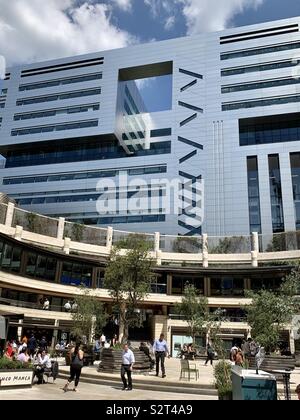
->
<box><xmin>58</xmin><ymin>372</ymin><xmax>217</xmax><ymax>396</ymax></box>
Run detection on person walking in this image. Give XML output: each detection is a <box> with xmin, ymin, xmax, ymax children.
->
<box><xmin>63</xmin><ymin>344</ymin><xmax>84</xmax><ymax>393</ymax></box>
<box><xmin>28</xmin><ymin>334</ymin><xmax>37</xmax><ymax>356</ymax></box>
<box><xmin>153</xmin><ymin>333</ymin><xmax>170</xmax><ymax>378</ymax></box>
<box><xmin>205</xmin><ymin>342</ymin><xmax>215</xmax><ymax>366</ymax></box>
<box><xmin>121</xmin><ymin>343</ymin><xmax>135</xmax><ymax>391</ymax></box>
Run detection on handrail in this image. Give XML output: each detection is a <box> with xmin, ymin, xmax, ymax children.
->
<box><xmin>1</xmin><ymin>202</ymin><xmax>300</xmax><ymax>267</ymax></box>
<box><xmin>0</xmin><ymin>296</ymin><xmax>65</xmax><ymax>313</ymax></box>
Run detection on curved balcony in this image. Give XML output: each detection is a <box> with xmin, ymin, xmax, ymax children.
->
<box><xmin>1</xmin><ymin>202</ymin><xmax>300</xmax><ymax>267</ymax></box>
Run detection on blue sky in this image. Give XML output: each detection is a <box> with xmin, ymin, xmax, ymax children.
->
<box><xmin>0</xmin><ymin>0</ymin><xmax>299</xmax><ymax>109</ymax></box>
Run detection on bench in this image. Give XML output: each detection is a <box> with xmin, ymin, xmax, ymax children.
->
<box><xmin>179</xmin><ymin>359</ymin><xmax>199</xmax><ymax>381</ymax></box>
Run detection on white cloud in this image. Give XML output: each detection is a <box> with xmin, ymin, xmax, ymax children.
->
<box><xmin>0</xmin><ymin>0</ymin><xmax>136</xmax><ymax>66</ymax></box>
<box><xmin>177</xmin><ymin>0</ymin><xmax>265</xmax><ymax>34</ymax></box>
<box><xmin>110</xmin><ymin>0</ymin><xmax>133</xmax><ymax>11</ymax></box>
<box><xmin>145</xmin><ymin>0</ymin><xmax>265</xmax><ymax>34</ymax></box>
<box><xmin>164</xmin><ymin>15</ymin><xmax>175</xmax><ymax>31</ymax></box>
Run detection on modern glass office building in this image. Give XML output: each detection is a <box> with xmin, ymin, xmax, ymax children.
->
<box><xmin>1</xmin><ymin>16</ymin><xmax>300</xmax><ymax>237</ymax></box>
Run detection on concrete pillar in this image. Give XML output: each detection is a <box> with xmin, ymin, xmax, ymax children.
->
<box><xmin>63</xmin><ymin>237</ymin><xmax>71</xmax><ymax>255</ymax></box>
<box><xmin>202</xmin><ymin>233</ymin><xmax>209</xmax><ymax>268</ymax></box>
<box><xmin>57</xmin><ymin>217</ymin><xmax>65</xmax><ymax>240</ymax></box>
<box><xmin>5</xmin><ymin>202</ymin><xmax>15</xmax><ymax>227</ymax></box>
<box><xmin>156</xmin><ymin>250</ymin><xmax>162</xmax><ymax>266</ymax></box>
<box><xmin>167</xmin><ymin>274</ymin><xmax>172</xmax><ymax>295</ymax></box>
<box><xmin>154</xmin><ymin>232</ymin><xmax>160</xmax><ymax>252</ymax></box>
<box><xmin>51</xmin><ymin>320</ymin><xmax>59</xmax><ymax>349</ymax></box>
<box><xmin>289</xmin><ymin>329</ymin><xmax>295</xmax><ymax>355</ymax></box>
<box><xmin>106</xmin><ymin>226</ymin><xmax>113</xmax><ymax>251</ymax></box>
<box><xmin>251</xmin><ymin>232</ymin><xmax>259</xmax><ymax>268</ymax></box>
<box><xmin>17</xmin><ymin>319</ymin><xmax>23</xmax><ymax>342</ymax></box>
<box><xmin>204</xmin><ymin>277</ymin><xmax>210</xmax><ymax>297</ymax></box>
<box><xmin>14</xmin><ymin>225</ymin><xmax>23</xmax><ymax>241</ymax></box>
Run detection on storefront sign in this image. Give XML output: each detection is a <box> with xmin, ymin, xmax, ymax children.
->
<box><xmin>0</xmin><ymin>370</ymin><xmax>33</xmax><ymax>388</ymax></box>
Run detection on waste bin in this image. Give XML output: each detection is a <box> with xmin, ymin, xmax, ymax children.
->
<box><xmin>231</xmin><ymin>366</ymin><xmax>277</xmax><ymax>400</ymax></box>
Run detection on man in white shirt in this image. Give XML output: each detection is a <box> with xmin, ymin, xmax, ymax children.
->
<box><xmin>153</xmin><ymin>333</ymin><xmax>170</xmax><ymax>378</ymax></box>
<box><xmin>43</xmin><ymin>298</ymin><xmax>50</xmax><ymax>310</ymax></box>
<box><xmin>100</xmin><ymin>333</ymin><xmax>106</xmax><ymax>347</ymax></box>
<box><xmin>64</xmin><ymin>301</ymin><xmax>71</xmax><ymax>312</ymax></box>
<box><xmin>121</xmin><ymin>343</ymin><xmax>135</xmax><ymax>391</ymax></box>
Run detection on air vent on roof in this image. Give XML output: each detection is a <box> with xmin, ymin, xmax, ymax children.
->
<box><xmin>4</xmin><ymin>73</ymin><xmax>10</xmax><ymax>81</ymax></box>
<box><xmin>220</xmin><ymin>23</ymin><xmax>299</xmax><ymax>45</ymax></box>
<box><xmin>21</xmin><ymin>57</ymin><xmax>104</xmax><ymax>78</ymax></box>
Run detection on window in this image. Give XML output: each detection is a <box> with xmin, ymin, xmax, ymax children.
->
<box><xmin>4</xmin><ymin>140</ymin><xmax>171</xmax><ymax>168</ymax></box>
<box><xmin>0</xmin><ymin>244</ymin><xmax>22</xmax><ymax>273</ymax></box>
<box><xmin>211</xmin><ymin>277</ymin><xmax>244</xmax><ymax>297</ymax></box>
<box><xmin>61</xmin><ymin>262</ymin><xmax>92</xmax><ymax>287</ymax></box>
<box><xmin>11</xmin><ymin>120</ymin><xmax>99</xmax><ymax>136</ymax></box>
<box><xmin>14</xmin><ymin>103</ymin><xmax>100</xmax><ymax>121</ymax></box>
<box><xmin>16</xmin><ymin>88</ymin><xmax>101</xmax><ymax>106</ymax></box>
<box><xmin>223</xmin><ymin>94</ymin><xmax>300</xmax><ymax>111</ymax></box>
<box><xmin>290</xmin><ymin>153</ymin><xmax>300</xmax><ymax>230</ymax></box>
<box><xmin>19</xmin><ymin>73</ymin><xmax>102</xmax><ymax>91</ymax></box>
<box><xmin>222</xmin><ymin>76</ymin><xmax>300</xmax><ymax>93</ymax></box>
<box><xmin>268</xmin><ymin>155</ymin><xmax>284</xmax><ymax>233</ymax></box>
<box><xmin>221</xmin><ymin>59</ymin><xmax>300</xmax><ymax>77</ymax></box>
<box><xmin>239</xmin><ymin>113</ymin><xmax>300</xmax><ymax>146</ymax></box>
<box><xmin>247</xmin><ymin>157</ymin><xmax>261</xmax><ymax>234</ymax></box>
<box><xmin>171</xmin><ymin>276</ymin><xmax>204</xmax><ymax>295</ymax></box>
<box><xmin>221</xmin><ymin>41</ymin><xmax>300</xmax><ymax>60</ymax></box>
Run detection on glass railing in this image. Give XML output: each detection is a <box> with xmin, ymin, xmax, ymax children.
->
<box><xmin>0</xmin><ymin>203</ymin><xmax>7</xmax><ymax>225</ymax></box>
<box><xmin>208</xmin><ymin>235</ymin><xmax>251</xmax><ymax>254</ymax></box>
<box><xmin>64</xmin><ymin>221</ymin><xmax>107</xmax><ymax>246</ymax></box>
<box><xmin>12</xmin><ymin>207</ymin><xmax>59</xmax><ymax>238</ymax></box>
<box><xmin>0</xmin><ymin>297</ymin><xmax>64</xmax><ymax>312</ymax></box>
<box><xmin>258</xmin><ymin>232</ymin><xmax>300</xmax><ymax>252</ymax></box>
<box><xmin>160</xmin><ymin>235</ymin><xmax>202</xmax><ymax>253</ymax></box>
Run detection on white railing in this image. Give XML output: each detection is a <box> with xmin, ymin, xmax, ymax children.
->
<box><xmin>1</xmin><ymin>202</ymin><xmax>300</xmax><ymax>267</ymax></box>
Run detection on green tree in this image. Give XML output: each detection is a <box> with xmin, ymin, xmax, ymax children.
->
<box><xmin>104</xmin><ymin>234</ymin><xmax>155</xmax><ymax>343</ymax></box>
<box><xmin>71</xmin><ymin>286</ymin><xmax>107</xmax><ymax>343</ymax></box>
<box><xmin>175</xmin><ymin>284</ymin><xmax>209</xmax><ymax>344</ymax></box>
<box><xmin>245</xmin><ymin>268</ymin><xmax>300</xmax><ymax>353</ymax></box>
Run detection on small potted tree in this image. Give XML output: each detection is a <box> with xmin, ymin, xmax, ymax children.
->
<box><xmin>0</xmin><ymin>358</ymin><xmax>34</xmax><ymax>389</ymax></box>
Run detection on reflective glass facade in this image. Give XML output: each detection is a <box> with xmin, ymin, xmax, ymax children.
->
<box><xmin>268</xmin><ymin>154</ymin><xmax>284</xmax><ymax>233</ymax></box>
<box><xmin>247</xmin><ymin>156</ymin><xmax>261</xmax><ymax>233</ymax></box>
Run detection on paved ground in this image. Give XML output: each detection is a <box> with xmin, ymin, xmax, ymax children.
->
<box><xmin>0</xmin><ymin>378</ymin><xmax>217</xmax><ymax>400</ymax></box>
<box><xmin>0</xmin><ymin>357</ymin><xmax>298</xmax><ymax>400</ymax></box>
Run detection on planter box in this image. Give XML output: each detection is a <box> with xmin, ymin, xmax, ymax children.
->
<box><xmin>99</xmin><ymin>349</ymin><xmax>151</xmax><ymax>374</ymax></box>
<box><xmin>0</xmin><ymin>369</ymin><xmax>33</xmax><ymax>389</ymax></box>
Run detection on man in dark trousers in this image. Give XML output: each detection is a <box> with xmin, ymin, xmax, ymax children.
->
<box><xmin>28</xmin><ymin>333</ymin><xmax>37</xmax><ymax>356</ymax></box>
<box><xmin>153</xmin><ymin>333</ymin><xmax>170</xmax><ymax>378</ymax></box>
<box><xmin>121</xmin><ymin>343</ymin><xmax>135</xmax><ymax>391</ymax></box>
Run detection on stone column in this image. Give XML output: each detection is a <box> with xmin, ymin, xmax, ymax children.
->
<box><xmin>251</xmin><ymin>232</ymin><xmax>259</xmax><ymax>268</ymax></box>
<box><xmin>289</xmin><ymin>329</ymin><xmax>295</xmax><ymax>355</ymax></box>
<box><xmin>17</xmin><ymin>319</ymin><xmax>23</xmax><ymax>342</ymax></box>
<box><xmin>154</xmin><ymin>232</ymin><xmax>160</xmax><ymax>252</ymax></box>
<box><xmin>51</xmin><ymin>320</ymin><xmax>59</xmax><ymax>349</ymax></box>
<box><xmin>63</xmin><ymin>237</ymin><xmax>71</xmax><ymax>255</ymax></box>
<box><xmin>5</xmin><ymin>202</ymin><xmax>15</xmax><ymax>227</ymax></box>
<box><xmin>14</xmin><ymin>225</ymin><xmax>23</xmax><ymax>241</ymax></box>
<box><xmin>202</xmin><ymin>233</ymin><xmax>209</xmax><ymax>268</ymax></box>
<box><xmin>57</xmin><ymin>217</ymin><xmax>65</xmax><ymax>240</ymax></box>
<box><xmin>106</xmin><ymin>226</ymin><xmax>113</xmax><ymax>252</ymax></box>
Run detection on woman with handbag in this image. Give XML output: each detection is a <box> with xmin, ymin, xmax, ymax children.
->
<box><xmin>63</xmin><ymin>344</ymin><xmax>84</xmax><ymax>392</ymax></box>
